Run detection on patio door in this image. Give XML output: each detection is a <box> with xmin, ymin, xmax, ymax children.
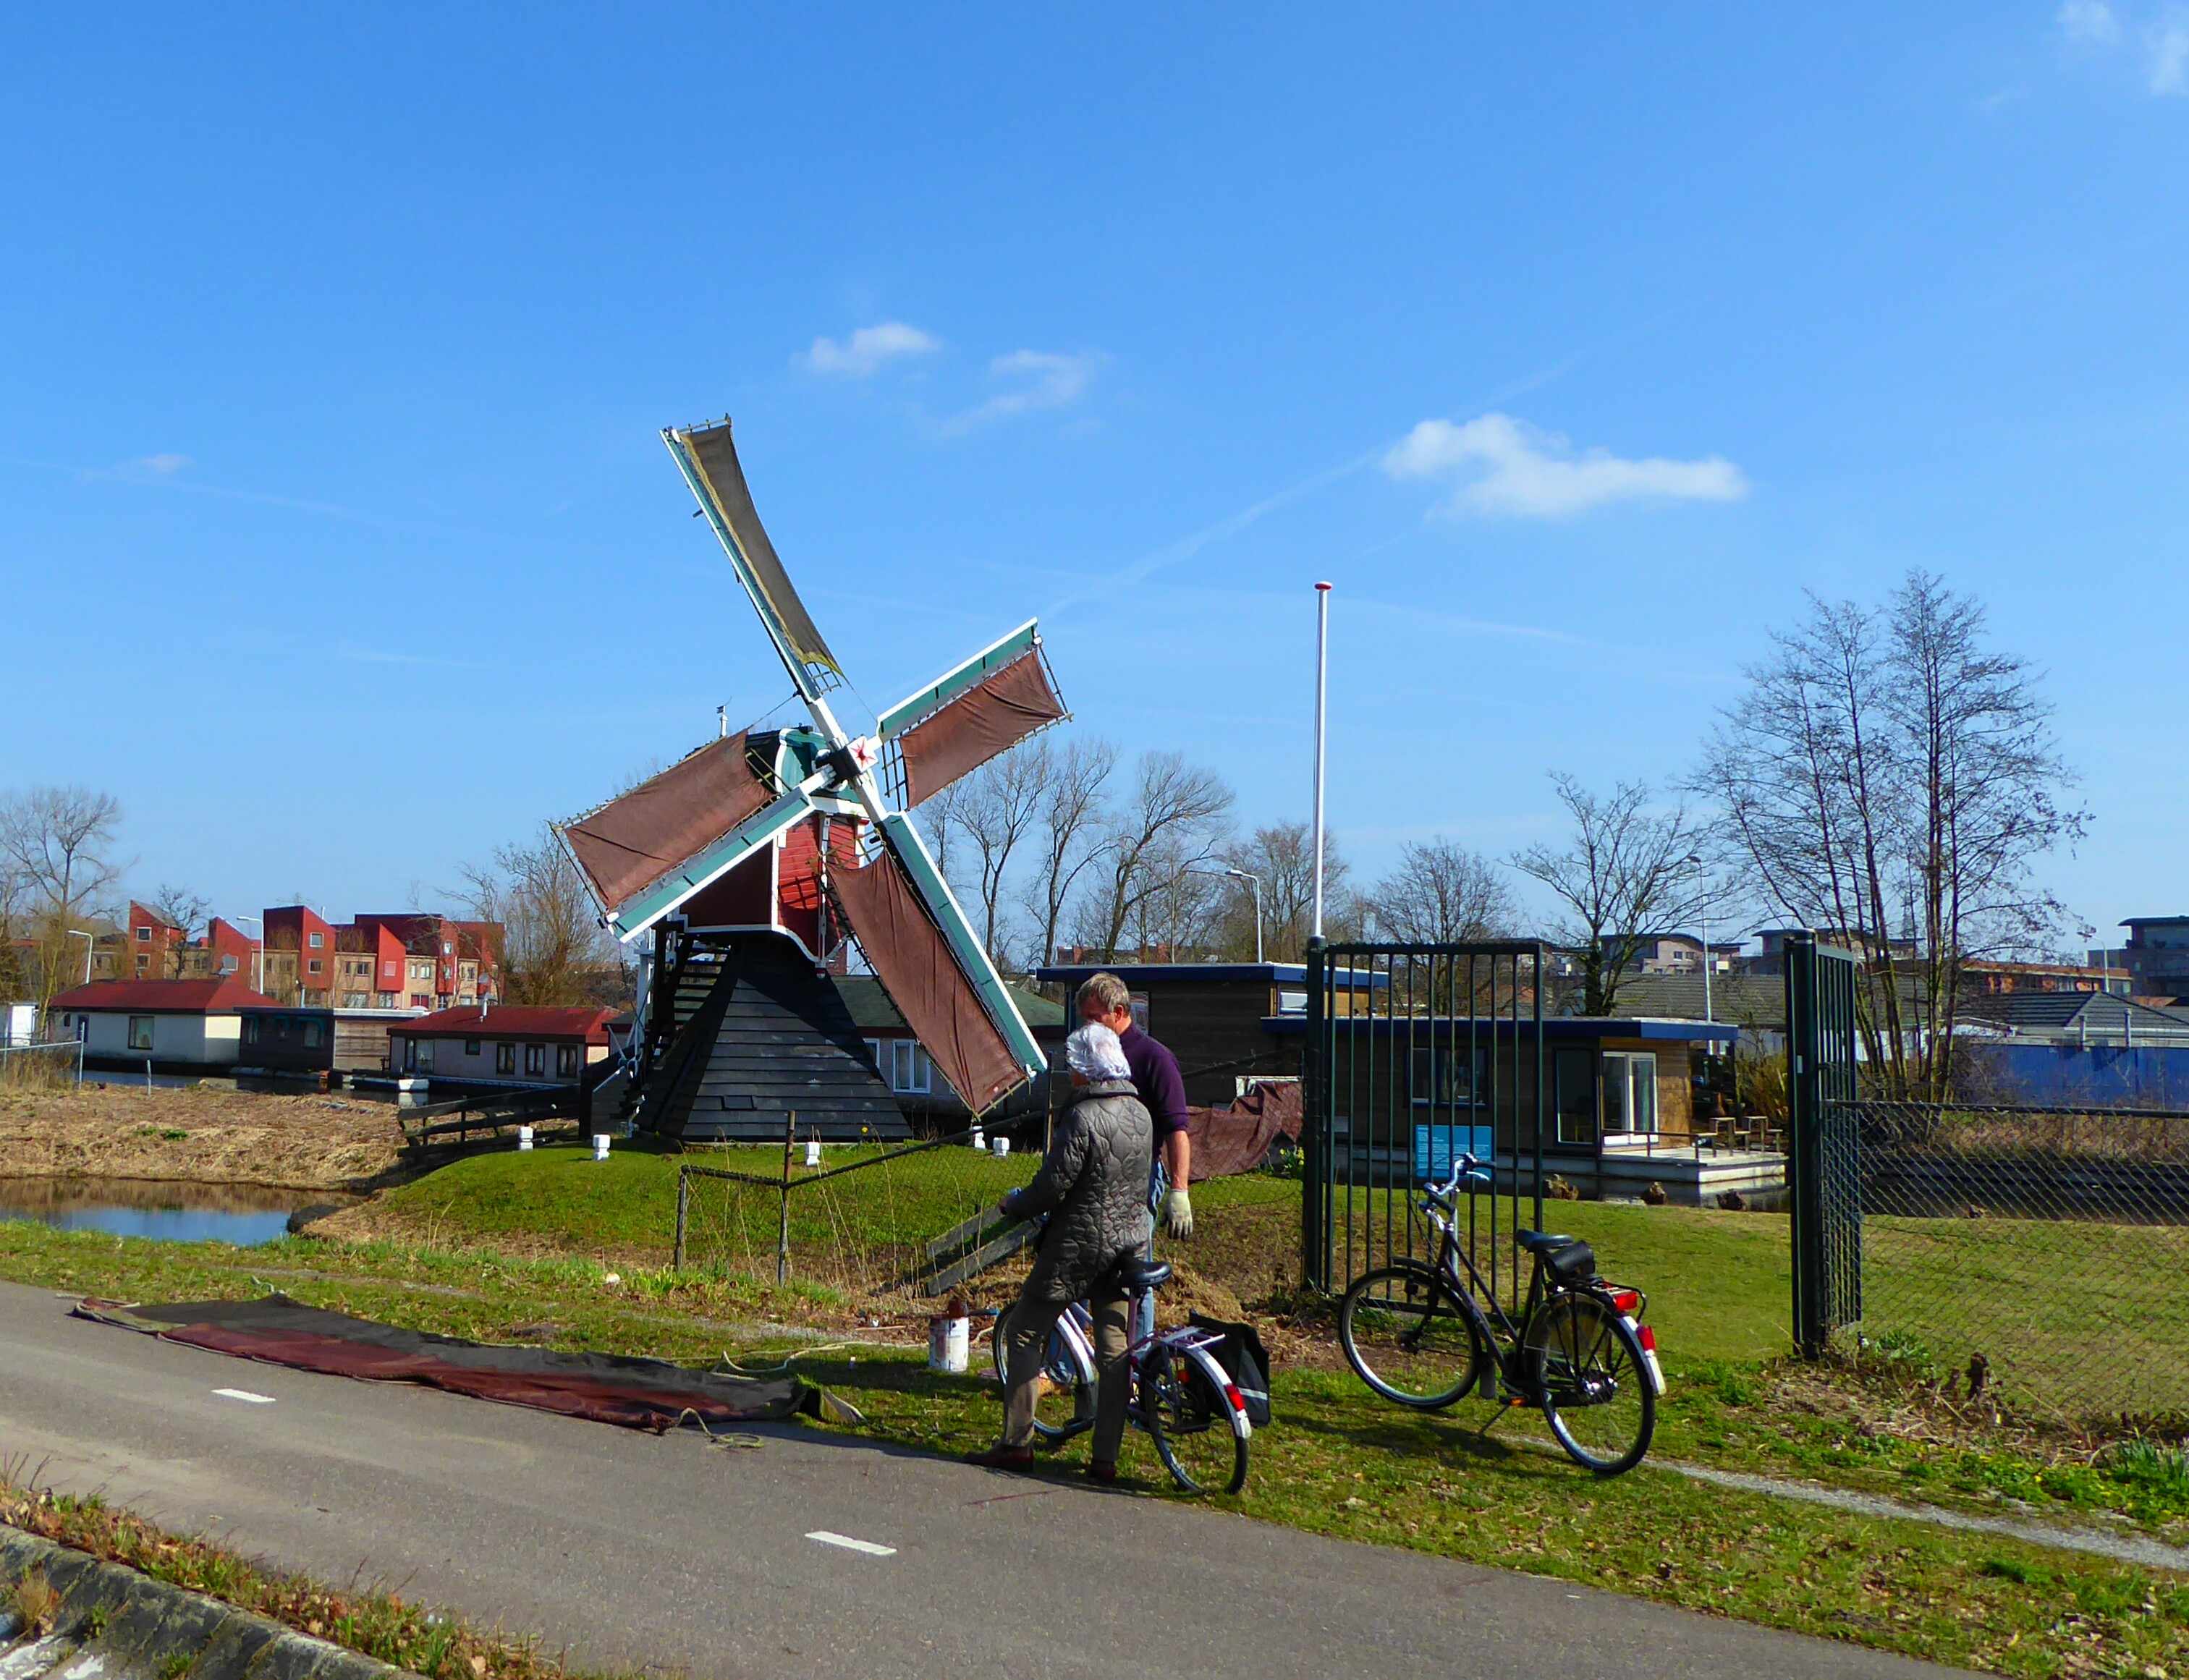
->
<box><xmin>1601</xmin><ymin>1051</ymin><xmax>1659</xmax><ymax>1141</ymax></box>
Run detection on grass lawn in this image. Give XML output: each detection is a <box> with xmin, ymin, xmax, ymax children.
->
<box><xmin>11</xmin><ymin>1151</ymin><xmax>2189</xmax><ymax>1674</ymax></box>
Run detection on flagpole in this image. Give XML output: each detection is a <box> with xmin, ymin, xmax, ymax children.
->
<box><xmin>1311</xmin><ymin>582</ymin><xmax>1331</xmax><ymax>941</ymax></box>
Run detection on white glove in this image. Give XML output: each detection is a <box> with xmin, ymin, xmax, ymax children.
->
<box><xmin>1164</xmin><ymin>1187</ymin><xmax>1194</xmax><ymax>1240</ymax></box>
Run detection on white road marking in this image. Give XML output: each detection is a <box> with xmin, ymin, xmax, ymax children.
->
<box><xmin>213</xmin><ymin>1388</ymin><xmax>277</xmax><ymax>1404</ymax></box>
<box><xmin>805</xmin><ymin>1530</ymin><xmax>895</xmax><ymax>1557</ymax></box>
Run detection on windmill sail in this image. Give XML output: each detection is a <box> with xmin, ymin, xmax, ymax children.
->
<box><xmin>674</xmin><ymin>420</ymin><xmax>842</xmax><ymax>676</ymax></box>
<box><xmin>829</xmin><ymin>847</ymin><xmax>1028</xmax><ymax>1114</ymax></box>
<box><xmin>893</xmin><ymin>648</ymin><xmax>1066</xmax><ymax>806</ymax></box>
<box><xmin>562</xmin><ymin>735</ymin><xmax>773</xmax><ymax>915</ymax></box>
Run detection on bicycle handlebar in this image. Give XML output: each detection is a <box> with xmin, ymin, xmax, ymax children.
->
<box><xmin>1426</xmin><ymin>1153</ymin><xmax>1494</xmax><ymax>1201</ymax></box>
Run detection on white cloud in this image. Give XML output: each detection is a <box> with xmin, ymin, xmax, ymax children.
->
<box><xmin>800</xmin><ymin>321</ymin><xmax>941</xmax><ymax>377</ymax></box>
<box><xmin>2059</xmin><ymin>0</ymin><xmax>2123</xmax><ymax>45</ymax></box>
<box><xmin>2056</xmin><ymin>0</ymin><xmax>2189</xmax><ymax>93</ymax></box>
<box><xmin>944</xmin><ymin>349</ymin><xmax>1104</xmax><ymax>432</ymax></box>
<box><xmin>122</xmin><ymin>453</ymin><xmax>190</xmax><ymax>476</ymax></box>
<box><xmin>2151</xmin><ymin>4</ymin><xmax>2189</xmax><ymax>90</ymax></box>
<box><xmin>1382</xmin><ymin>413</ymin><xmax>1748</xmax><ymax>519</ymax></box>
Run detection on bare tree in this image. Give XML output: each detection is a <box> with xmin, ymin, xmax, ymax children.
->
<box><xmin>1365</xmin><ymin>839</ymin><xmax>1517</xmax><ymax>946</ymax></box>
<box><xmin>456</xmin><ymin>823</ymin><xmax>625</xmax><ymax>1007</ymax></box>
<box><xmin>1020</xmin><ymin>735</ymin><xmax>1117</xmax><ymax>967</ymax></box>
<box><xmin>1701</xmin><ymin>572</ymin><xmax>2080</xmax><ymax>1100</ymax></box>
<box><xmin>1512</xmin><ymin>775</ymin><xmax>1722</xmax><ymax>1017</ymax></box>
<box><xmin>1216</xmin><ymin>821</ymin><xmax>1360</xmax><ymax>961</ymax></box>
<box><xmin>0</xmin><ymin>786</ymin><xmax>126</xmax><ymax>1009</ymax></box>
<box><xmin>147</xmin><ymin>884</ymin><xmax>209</xmax><ymax>975</ymax></box>
<box><xmin>1082</xmin><ymin>751</ymin><xmax>1235</xmax><ymax>961</ymax></box>
<box><xmin>1124</xmin><ymin>834</ymin><xmax>1229</xmax><ymax>959</ymax></box>
<box><xmin>947</xmin><ymin>742</ymin><xmax>1049</xmax><ymax>970</ymax></box>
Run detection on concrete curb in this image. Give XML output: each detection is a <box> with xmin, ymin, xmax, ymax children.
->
<box><xmin>1</xmin><ymin>1525</ymin><xmax>419</xmax><ymax>1680</ymax></box>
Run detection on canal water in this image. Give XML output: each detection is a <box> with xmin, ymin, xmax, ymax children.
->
<box><xmin>0</xmin><ymin>1177</ymin><xmax>342</xmax><ymax>1247</ymax></box>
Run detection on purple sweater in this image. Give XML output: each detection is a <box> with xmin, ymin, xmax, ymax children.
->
<box><xmin>1119</xmin><ymin>1024</ymin><xmax>1189</xmax><ymax>1140</ymax></box>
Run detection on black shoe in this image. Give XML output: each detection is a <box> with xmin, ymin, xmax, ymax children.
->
<box><xmin>1085</xmin><ymin>1459</ymin><xmax>1117</xmax><ymax>1483</ymax></box>
<box><xmin>967</xmin><ymin>1443</ymin><xmax>1035</xmax><ymax>1471</ymax></box>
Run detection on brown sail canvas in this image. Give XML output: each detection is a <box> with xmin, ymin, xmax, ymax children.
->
<box><xmin>562</xmin><ymin>735</ymin><xmax>772</xmax><ymax>913</ymax></box>
<box><xmin>895</xmin><ymin>648</ymin><xmax>1066</xmax><ymax>806</ymax></box>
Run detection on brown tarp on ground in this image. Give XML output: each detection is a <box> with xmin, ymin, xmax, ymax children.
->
<box><xmin>1184</xmin><ymin>1079</ymin><xmax>1303</xmax><ymax>1183</ymax></box>
<box><xmin>74</xmin><ymin>1295</ymin><xmax>809</xmax><ymax>1433</ymax></box>
<box><xmin>679</xmin><ymin>420</ymin><xmax>841</xmax><ymax>676</ymax></box>
<box><xmin>561</xmin><ymin>734</ymin><xmax>773</xmax><ymax>913</ymax></box>
<box><xmin>829</xmin><ymin>850</ymin><xmax>1026</xmax><ymax>1115</ymax></box>
<box><xmin>894</xmin><ymin>649</ymin><xmax>1067</xmax><ymax>807</ymax></box>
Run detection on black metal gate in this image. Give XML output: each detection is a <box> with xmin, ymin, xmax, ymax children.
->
<box><xmin>1785</xmin><ymin>930</ymin><xmax>1863</xmax><ymax>1356</ymax></box>
<box><xmin>1302</xmin><ymin>940</ymin><xmax>1546</xmax><ymax>1310</ymax></box>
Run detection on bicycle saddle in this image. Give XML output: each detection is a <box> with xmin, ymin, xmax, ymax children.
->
<box><xmin>1515</xmin><ymin>1229</ymin><xmax>1585</xmax><ymax>1256</ymax></box>
<box><xmin>1114</xmin><ymin>1255</ymin><xmax>1172</xmax><ymax>1291</ymax></box>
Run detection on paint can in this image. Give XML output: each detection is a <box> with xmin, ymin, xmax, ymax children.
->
<box><xmin>592</xmin><ymin>1133</ymin><xmax>611</xmax><ymax>1162</ymax></box>
<box><xmin>928</xmin><ymin>1309</ymin><xmax>970</xmax><ymax>1374</ymax></box>
<box><xmin>990</xmin><ymin>1136</ymin><xmax>1010</xmax><ymax>1160</ymax></box>
<box><xmin>805</xmin><ymin>1137</ymin><xmax>822</xmax><ymax>1168</ymax></box>
<box><xmin>517</xmin><ymin>1125</ymin><xmax>533</xmax><ymax>1152</ymax></box>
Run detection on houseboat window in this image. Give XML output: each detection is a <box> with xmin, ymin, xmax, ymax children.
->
<box><xmin>891</xmin><ymin>1040</ymin><xmax>931</xmax><ymax>1094</ymax></box>
<box><xmin>1411</xmin><ymin>1044</ymin><xmax>1491</xmax><ymax>1109</ymax></box>
<box><xmin>496</xmin><ymin>1043</ymin><xmax>515</xmax><ymax>1074</ymax></box>
<box><xmin>242</xmin><ymin>1017</ymin><xmax>259</xmax><ymax>1044</ymax></box>
<box><xmin>303</xmin><ymin>1019</ymin><xmax>323</xmax><ymax>1048</ymax></box>
<box><xmin>525</xmin><ymin>1043</ymin><xmax>546</xmax><ymax>1076</ymax></box>
<box><xmin>1276</xmin><ymin>989</ymin><xmax>1307</xmax><ymax>1015</ymax></box>
<box><xmin>1554</xmin><ymin>1048</ymin><xmax>1597</xmax><ymax>1145</ymax></box>
<box><xmin>465</xmin><ymin>1038</ymin><xmax>480</xmax><ymax>1055</ymax></box>
<box><xmin>1601</xmin><ymin>1052</ymin><xmax>1659</xmax><ymax>1137</ymax></box>
<box><xmin>556</xmin><ymin>1044</ymin><xmax>579</xmax><ymax>1077</ymax></box>
<box><xmin>417</xmin><ymin>1039</ymin><xmax>434</xmax><ymax>1072</ymax></box>
<box><xmin>127</xmin><ymin>1016</ymin><xmax>154</xmax><ymax>1051</ymax></box>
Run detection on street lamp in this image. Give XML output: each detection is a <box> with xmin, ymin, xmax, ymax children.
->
<box><xmin>1187</xmin><ymin>867</ymin><xmax>1265</xmax><ymax>964</ymax></box>
<box><xmin>229</xmin><ymin>915</ymin><xmax>266</xmax><ymax>995</ymax></box>
<box><xmin>1682</xmin><ymin>853</ymin><xmax>1712</xmax><ymax>1025</ymax></box>
<box><xmin>64</xmin><ymin>928</ymin><xmax>94</xmax><ymax>985</ymax></box>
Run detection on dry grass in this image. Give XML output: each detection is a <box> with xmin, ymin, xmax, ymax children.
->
<box><xmin>0</xmin><ymin>1473</ymin><xmax>633</xmax><ymax>1680</ymax></box>
<box><xmin>0</xmin><ymin>1085</ymin><xmax>406</xmax><ymax>1190</ymax></box>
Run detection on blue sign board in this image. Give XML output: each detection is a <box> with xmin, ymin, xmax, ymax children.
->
<box><xmin>1414</xmin><ymin>1124</ymin><xmax>1496</xmax><ymax>1184</ymax></box>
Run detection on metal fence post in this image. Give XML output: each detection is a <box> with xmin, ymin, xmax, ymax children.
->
<box><xmin>1303</xmin><ymin>936</ymin><xmax>1327</xmax><ymax>1294</ymax></box>
<box><xmin>1786</xmin><ymin>930</ymin><xmax>1826</xmax><ymax>1358</ymax></box>
<box><xmin>777</xmin><ymin>1108</ymin><xmax>795</xmax><ymax>1285</ymax></box>
<box><xmin>674</xmin><ymin>1167</ymin><xmax>688</xmax><ymax>1272</ymax></box>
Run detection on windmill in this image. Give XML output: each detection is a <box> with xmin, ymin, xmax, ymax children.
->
<box><xmin>558</xmin><ymin>417</ymin><xmax>1069</xmax><ymax>1143</ymax></box>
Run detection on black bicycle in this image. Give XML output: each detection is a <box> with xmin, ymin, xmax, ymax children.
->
<box><xmin>1337</xmin><ymin>1155</ymin><xmax>1664</xmax><ymax>1475</ymax></box>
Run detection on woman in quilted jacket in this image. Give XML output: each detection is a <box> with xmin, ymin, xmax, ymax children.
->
<box><xmin>968</xmin><ymin>1022</ymin><xmax>1153</xmax><ymax>1479</ymax></box>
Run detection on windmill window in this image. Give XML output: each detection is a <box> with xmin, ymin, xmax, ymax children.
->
<box><xmin>891</xmin><ymin>1040</ymin><xmax>931</xmax><ymax>1095</ymax></box>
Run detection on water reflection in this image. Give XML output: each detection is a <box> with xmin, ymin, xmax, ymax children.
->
<box><xmin>0</xmin><ymin>1176</ymin><xmax>340</xmax><ymax>1248</ymax></box>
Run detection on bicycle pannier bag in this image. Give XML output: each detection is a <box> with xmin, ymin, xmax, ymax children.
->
<box><xmin>1188</xmin><ymin>1311</ymin><xmax>1272</xmax><ymax>1426</ymax></box>
<box><xmin>1545</xmin><ymin>1239</ymin><xmax>1596</xmax><ymax>1286</ymax></box>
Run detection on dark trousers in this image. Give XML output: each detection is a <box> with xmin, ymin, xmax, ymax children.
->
<box><xmin>1001</xmin><ymin>1276</ymin><xmax>1132</xmax><ymax>1460</ymax></box>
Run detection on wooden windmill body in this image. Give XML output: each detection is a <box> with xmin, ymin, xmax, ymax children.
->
<box><xmin>559</xmin><ymin>420</ymin><xmax>1067</xmax><ymax>1143</ymax></box>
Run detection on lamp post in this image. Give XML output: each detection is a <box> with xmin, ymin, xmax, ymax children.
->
<box><xmin>230</xmin><ymin>915</ymin><xmax>266</xmax><ymax>995</ymax></box>
<box><xmin>1190</xmin><ymin>867</ymin><xmax>1265</xmax><ymax>964</ymax></box>
<box><xmin>64</xmin><ymin>928</ymin><xmax>95</xmax><ymax>985</ymax></box>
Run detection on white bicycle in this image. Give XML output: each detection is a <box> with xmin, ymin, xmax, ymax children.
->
<box><xmin>991</xmin><ymin>1253</ymin><xmax>1253</xmax><ymax>1495</ymax></box>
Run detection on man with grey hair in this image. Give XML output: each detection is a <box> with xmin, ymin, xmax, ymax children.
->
<box><xmin>1077</xmin><ymin>971</ymin><xmax>1193</xmax><ymax>1239</ymax></box>
<box><xmin>970</xmin><ymin>1020</ymin><xmax>1152</xmax><ymax>1479</ymax></box>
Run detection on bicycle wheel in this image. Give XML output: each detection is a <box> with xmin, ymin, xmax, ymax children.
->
<box><xmin>991</xmin><ymin>1304</ymin><xmax>1096</xmax><ymax>1442</ymax></box>
<box><xmin>1140</xmin><ymin>1342</ymin><xmax>1249</xmax><ymax>1496</ymax></box>
<box><xmin>1528</xmin><ymin>1291</ymin><xmax>1656</xmax><ymax>1476</ymax></box>
<box><xmin>1339</xmin><ymin>1263</ymin><xmax>1486</xmax><ymax>1410</ymax></box>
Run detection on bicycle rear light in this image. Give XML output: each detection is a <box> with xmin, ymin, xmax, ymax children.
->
<box><xmin>1609</xmin><ymin>1289</ymin><xmax>1642</xmax><ymax>1316</ymax></box>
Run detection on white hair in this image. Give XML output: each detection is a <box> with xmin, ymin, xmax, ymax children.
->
<box><xmin>1066</xmin><ymin>1022</ymin><xmax>1131</xmax><ymax>1082</ymax></box>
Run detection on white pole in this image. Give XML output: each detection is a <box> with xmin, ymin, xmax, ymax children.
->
<box><xmin>1311</xmin><ymin>582</ymin><xmax>1331</xmax><ymax>941</ymax></box>
<box><xmin>1702</xmin><ymin>909</ymin><xmax>1713</xmax><ymax>1023</ymax></box>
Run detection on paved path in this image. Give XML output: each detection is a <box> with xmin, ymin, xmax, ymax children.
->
<box><xmin>0</xmin><ymin>1281</ymin><xmax>1947</xmax><ymax>1679</ymax></box>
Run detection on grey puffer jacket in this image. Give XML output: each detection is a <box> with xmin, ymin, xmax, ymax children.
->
<box><xmin>1003</xmin><ymin>1078</ymin><xmax>1153</xmax><ymax>1304</ymax></box>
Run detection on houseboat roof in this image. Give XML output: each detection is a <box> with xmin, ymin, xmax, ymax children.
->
<box><xmin>1259</xmin><ymin>1012</ymin><xmax>1737</xmax><ymax>1044</ymax></box>
<box><xmin>49</xmin><ymin>977</ymin><xmax>278</xmax><ymax>1013</ymax></box>
<box><xmin>388</xmin><ymin>1005</ymin><xmax>614</xmax><ymax>1044</ymax></box>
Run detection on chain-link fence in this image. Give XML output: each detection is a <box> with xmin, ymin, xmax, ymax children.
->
<box><xmin>1850</xmin><ymin>1100</ymin><xmax>2189</xmax><ymax>1427</ymax></box>
<box><xmin>673</xmin><ymin>1124</ymin><xmax>1043</xmax><ymax>1304</ymax></box>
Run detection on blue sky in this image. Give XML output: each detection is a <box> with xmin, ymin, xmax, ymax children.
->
<box><xmin>2</xmin><ymin>7</ymin><xmax>2184</xmax><ymax>946</ymax></box>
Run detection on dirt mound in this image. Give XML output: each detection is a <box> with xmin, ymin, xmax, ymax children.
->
<box><xmin>0</xmin><ymin>1085</ymin><xmax>406</xmax><ymax>1191</ymax></box>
